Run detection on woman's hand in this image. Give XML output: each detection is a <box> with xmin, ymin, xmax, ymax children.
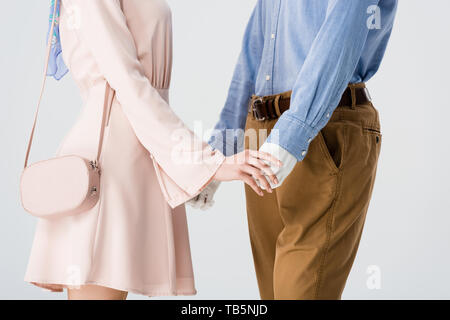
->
<box><xmin>214</xmin><ymin>150</ymin><xmax>282</xmax><ymax>196</ymax></box>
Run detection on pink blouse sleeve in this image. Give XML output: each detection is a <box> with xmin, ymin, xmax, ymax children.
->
<box><xmin>63</xmin><ymin>0</ymin><xmax>225</xmax><ymax>207</ymax></box>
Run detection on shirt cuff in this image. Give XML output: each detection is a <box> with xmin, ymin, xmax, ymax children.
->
<box><xmin>259</xmin><ymin>142</ymin><xmax>296</xmax><ymax>168</ymax></box>
<box><xmin>266</xmin><ymin>114</ymin><xmax>316</xmax><ymax>161</ymax></box>
<box><xmin>259</xmin><ymin>142</ymin><xmax>297</xmax><ymax>187</ymax></box>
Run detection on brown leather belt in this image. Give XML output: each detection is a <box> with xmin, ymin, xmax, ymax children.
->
<box><xmin>249</xmin><ymin>84</ymin><xmax>372</xmax><ymax>121</ymax></box>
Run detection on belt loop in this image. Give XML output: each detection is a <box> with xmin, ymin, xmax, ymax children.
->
<box><xmin>274</xmin><ymin>95</ymin><xmax>282</xmax><ymax>117</ymax></box>
<box><xmin>350</xmin><ymin>84</ymin><xmax>357</xmax><ymax>110</ymax></box>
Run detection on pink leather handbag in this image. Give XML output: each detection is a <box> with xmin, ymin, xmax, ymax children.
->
<box><xmin>20</xmin><ymin>1</ymin><xmax>115</xmax><ymax>219</ymax></box>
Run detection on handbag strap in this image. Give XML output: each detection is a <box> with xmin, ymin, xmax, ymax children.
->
<box><xmin>24</xmin><ymin>0</ymin><xmax>114</xmax><ymax>169</ymax></box>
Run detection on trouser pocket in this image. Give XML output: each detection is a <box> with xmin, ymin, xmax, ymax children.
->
<box><xmin>317</xmin><ymin>121</ymin><xmax>346</xmax><ymax>173</ymax></box>
<box><xmin>317</xmin><ymin>104</ymin><xmax>381</xmax><ymax>173</ymax></box>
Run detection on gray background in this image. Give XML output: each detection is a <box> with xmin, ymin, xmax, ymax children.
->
<box><xmin>1</xmin><ymin>0</ymin><xmax>449</xmax><ymax>299</ymax></box>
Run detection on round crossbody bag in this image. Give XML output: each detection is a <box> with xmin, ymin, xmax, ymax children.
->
<box><xmin>20</xmin><ymin>1</ymin><xmax>115</xmax><ymax>219</ymax></box>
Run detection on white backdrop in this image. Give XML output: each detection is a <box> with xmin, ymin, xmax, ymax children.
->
<box><xmin>1</xmin><ymin>0</ymin><xmax>449</xmax><ymax>300</ymax></box>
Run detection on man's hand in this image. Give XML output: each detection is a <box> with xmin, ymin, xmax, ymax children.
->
<box><xmin>187</xmin><ymin>180</ymin><xmax>221</xmax><ymax>211</ymax></box>
<box><xmin>259</xmin><ymin>143</ymin><xmax>297</xmax><ymax>189</ymax></box>
<box><xmin>213</xmin><ymin>149</ymin><xmax>281</xmax><ymax>196</ymax></box>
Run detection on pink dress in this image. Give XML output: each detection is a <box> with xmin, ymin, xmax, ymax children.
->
<box><xmin>24</xmin><ymin>0</ymin><xmax>224</xmax><ymax>297</ymax></box>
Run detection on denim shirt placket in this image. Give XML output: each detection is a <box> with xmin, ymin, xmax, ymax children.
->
<box><xmin>262</xmin><ymin>0</ymin><xmax>281</xmax><ymax>96</ymax></box>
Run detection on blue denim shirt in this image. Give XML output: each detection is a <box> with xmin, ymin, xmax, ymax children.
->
<box><xmin>210</xmin><ymin>0</ymin><xmax>398</xmax><ymax>160</ymax></box>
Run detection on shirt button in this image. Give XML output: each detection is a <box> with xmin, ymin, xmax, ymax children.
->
<box><xmin>326</xmin><ymin>113</ymin><xmax>330</xmax><ymax>118</ymax></box>
<box><xmin>271</xmin><ymin>33</ymin><xmax>275</xmax><ymax>39</ymax></box>
<box><xmin>266</xmin><ymin>75</ymin><xmax>271</xmax><ymax>81</ymax></box>
<box><xmin>301</xmin><ymin>151</ymin><xmax>307</xmax><ymax>157</ymax></box>
<box><xmin>308</xmin><ymin>138</ymin><xmax>312</xmax><ymax>143</ymax></box>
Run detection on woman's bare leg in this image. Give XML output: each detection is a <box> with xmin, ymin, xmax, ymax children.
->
<box><xmin>67</xmin><ymin>284</ymin><xmax>128</xmax><ymax>300</ymax></box>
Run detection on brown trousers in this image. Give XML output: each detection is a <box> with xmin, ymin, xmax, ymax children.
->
<box><xmin>244</xmin><ymin>83</ymin><xmax>382</xmax><ymax>300</ymax></box>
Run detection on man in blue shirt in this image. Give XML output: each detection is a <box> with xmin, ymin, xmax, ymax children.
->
<box><xmin>190</xmin><ymin>0</ymin><xmax>397</xmax><ymax>299</ymax></box>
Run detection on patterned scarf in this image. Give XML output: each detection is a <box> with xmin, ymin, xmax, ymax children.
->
<box><xmin>47</xmin><ymin>0</ymin><xmax>68</xmax><ymax>80</ymax></box>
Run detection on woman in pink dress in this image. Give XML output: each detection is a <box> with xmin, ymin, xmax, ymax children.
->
<box><xmin>24</xmin><ymin>0</ymin><xmax>280</xmax><ymax>300</ymax></box>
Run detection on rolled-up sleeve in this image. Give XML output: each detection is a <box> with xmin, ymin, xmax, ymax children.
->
<box><xmin>266</xmin><ymin>0</ymin><xmax>379</xmax><ymax>161</ymax></box>
<box><xmin>64</xmin><ymin>0</ymin><xmax>225</xmax><ymax>207</ymax></box>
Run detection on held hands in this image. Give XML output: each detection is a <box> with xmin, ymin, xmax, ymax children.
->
<box><xmin>187</xmin><ymin>149</ymin><xmax>282</xmax><ymax>210</ymax></box>
<box><xmin>213</xmin><ymin>149</ymin><xmax>282</xmax><ymax>196</ymax></box>
<box><xmin>258</xmin><ymin>142</ymin><xmax>297</xmax><ymax>189</ymax></box>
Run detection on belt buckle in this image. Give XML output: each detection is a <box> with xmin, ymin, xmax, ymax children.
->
<box><xmin>252</xmin><ymin>97</ymin><xmax>266</xmax><ymax>121</ymax></box>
